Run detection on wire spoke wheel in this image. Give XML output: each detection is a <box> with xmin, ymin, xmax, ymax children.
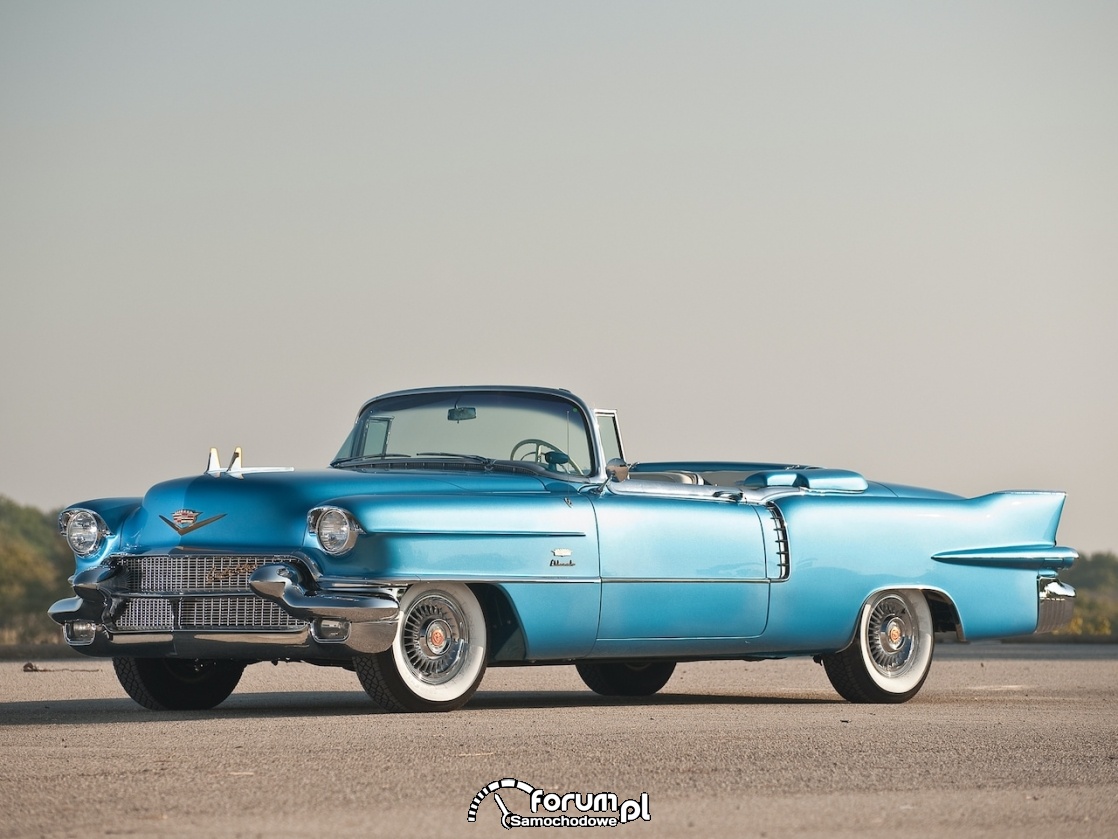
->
<box><xmin>866</xmin><ymin>595</ymin><xmax>917</xmax><ymax>676</ymax></box>
<box><xmin>400</xmin><ymin>592</ymin><xmax>470</xmax><ymax>684</ymax></box>
<box><xmin>822</xmin><ymin>589</ymin><xmax>934</xmax><ymax>703</ymax></box>
<box><xmin>355</xmin><ymin>583</ymin><xmax>487</xmax><ymax>713</ymax></box>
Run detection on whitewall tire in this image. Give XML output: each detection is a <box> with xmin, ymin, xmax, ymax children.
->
<box><xmin>822</xmin><ymin>589</ymin><xmax>934</xmax><ymax>703</ymax></box>
<box><xmin>355</xmin><ymin>582</ymin><xmax>488</xmax><ymax>712</ymax></box>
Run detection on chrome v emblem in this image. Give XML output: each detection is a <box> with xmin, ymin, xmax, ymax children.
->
<box><xmin>159</xmin><ymin>510</ymin><xmax>226</xmax><ymax>535</ymax></box>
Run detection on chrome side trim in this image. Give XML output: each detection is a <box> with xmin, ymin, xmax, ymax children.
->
<box><xmin>605</xmin><ymin>480</ymin><xmax>745</xmax><ymax>502</ymax></box>
<box><xmin>343</xmin><ymin>528</ymin><xmax>589</xmax><ymax>537</ymax></box>
<box><xmin>316</xmin><ymin>575</ymin><xmax>599</xmax><ymax>587</ymax></box>
<box><xmin>603</xmin><ymin>578</ymin><xmax>770</xmax><ymax>585</ymax></box>
<box><xmin>932</xmin><ymin>545</ymin><xmax>1078</xmax><ymax>569</ymax></box>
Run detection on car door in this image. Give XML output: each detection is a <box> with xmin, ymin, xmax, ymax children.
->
<box><xmin>590</xmin><ymin>480</ymin><xmax>770</xmax><ymax>651</ymax></box>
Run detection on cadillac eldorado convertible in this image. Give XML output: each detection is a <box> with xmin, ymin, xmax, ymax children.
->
<box><xmin>50</xmin><ymin>385</ymin><xmax>1077</xmax><ymax>712</ymax></box>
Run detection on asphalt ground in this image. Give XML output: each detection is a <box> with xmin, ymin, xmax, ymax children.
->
<box><xmin>1</xmin><ymin>643</ymin><xmax>1115</xmax><ymax>838</ymax></box>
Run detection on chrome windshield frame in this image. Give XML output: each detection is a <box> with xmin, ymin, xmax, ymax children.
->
<box><xmin>337</xmin><ymin>386</ymin><xmax>609</xmax><ymax>481</ymax></box>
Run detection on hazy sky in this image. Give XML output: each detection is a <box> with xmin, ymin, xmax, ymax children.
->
<box><xmin>1</xmin><ymin>2</ymin><xmax>1115</xmax><ymax>553</ymax></box>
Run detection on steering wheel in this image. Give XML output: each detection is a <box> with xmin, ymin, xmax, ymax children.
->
<box><xmin>509</xmin><ymin>438</ymin><xmax>582</xmax><ymax>474</ymax></box>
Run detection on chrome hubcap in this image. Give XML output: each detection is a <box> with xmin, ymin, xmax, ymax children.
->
<box><xmin>867</xmin><ymin>595</ymin><xmax>916</xmax><ymax>676</ymax></box>
<box><xmin>401</xmin><ymin>593</ymin><xmax>469</xmax><ymax>685</ymax></box>
<box><xmin>425</xmin><ymin>619</ymin><xmax>451</xmax><ymax>655</ymax></box>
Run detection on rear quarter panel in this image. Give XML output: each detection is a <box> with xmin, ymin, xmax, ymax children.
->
<box><xmin>763</xmin><ymin>491</ymin><xmax>1069</xmax><ymax>652</ymax></box>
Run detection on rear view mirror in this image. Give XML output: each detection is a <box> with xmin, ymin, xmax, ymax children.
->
<box><xmin>447</xmin><ymin>407</ymin><xmax>477</xmax><ymax>422</ymax></box>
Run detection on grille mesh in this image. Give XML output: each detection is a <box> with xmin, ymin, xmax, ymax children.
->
<box><xmin>119</xmin><ymin>555</ymin><xmax>293</xmax><ymax>594</ymax></box>
<box><xmin>180</xmin><ymin>597</ymin><xmax>301</xmax><ymax>629</ymax></box>
<box><xmin>113</xmin><ymin>596</ymin><xmax>305</xmax><ymax>631</ymax></box>
<box><xmin>111</xmin><ymin>555</ymin><xmax>306</xmax><ymax>632</ymax></box>
<box><xmin>115</xmin><ymin>598</ymin><xmax>173</xmax><ymax>631</ymax></box>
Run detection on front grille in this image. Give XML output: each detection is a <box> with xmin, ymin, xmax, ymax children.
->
<box><xmin>109</xmin><ymin>554</ymin><xmax>307</xmax><ymax>633</ymax></box>
<box><xmin>180</xmin><ymin>597</ymin><xmax>299</xmax><ymax>629</ymax></box>
<box><xmin>115</xmin><ymin>598</ymin><xmax>174</xmax><ymax>631</ymax></box>
<box><xmin>113</xmin><ymin>595</ymin><xmax>306</xmax><ymax>632</ymax></box>
<box><xmin>118</xmin><ymin>555</ymin><xmax>292</xmax><ymax>594</ymax></box>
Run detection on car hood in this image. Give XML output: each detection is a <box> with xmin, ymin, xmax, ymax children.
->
<box><xmin>114</xmin><ymin>467</ymin><xmax>556</xmax><ymax>553</ymax></box>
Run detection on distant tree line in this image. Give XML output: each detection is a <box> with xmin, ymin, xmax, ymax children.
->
<box><xmin>0</xmin><ymin>494</ymin><xmax>1114</xmax><ymax>644</ymax></box>
<box><xmin>1058</xmin><ymin>549</ymin><xmax>1117</xmax><ymax>636</ymax></box>
<box><xmin>0</xmin><ymin>496</ymin><xmax>75</xmax><ymax>643</ymax></box>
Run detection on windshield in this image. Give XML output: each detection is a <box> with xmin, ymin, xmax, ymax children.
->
<box><xmin>333</xmin><ymin>390</ymin><xmax>596</xmax><ymax>476</ymax></box>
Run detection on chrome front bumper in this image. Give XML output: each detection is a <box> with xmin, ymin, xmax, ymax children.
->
<box><xmin>49</xmin><ymin>559</ymin><xmax>400</xmax><ymax>660</ymax></box>
<box><xmin>1036</xmin><ymin>578</ymin><xmax>1076</xmax><ymax>634</ymax></box>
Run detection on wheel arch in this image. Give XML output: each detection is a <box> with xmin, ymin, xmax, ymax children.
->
<box><xmin>841</xmin><ymin>585</ymin><xmax>962</xmax><ymax>650</ymax></box>
<box><xmin>922</xmin><ymin>587</ymin><xmax>965</xmax><ymax>641</ymax></box>
<box><xmin>822</xmin><ymin>586</ymin><xmax>939</xmax><ymax>703</ymax></box>
<box><xmin>469</xmin><ymin>583</ymin><xmax>527</xmax><ymax>663</ymax></box>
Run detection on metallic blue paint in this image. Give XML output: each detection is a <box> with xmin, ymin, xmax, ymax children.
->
<box><xmin>51</xmin><ymin>385</ymin><xmax>1077</xmax><ymax>705</ymax></box>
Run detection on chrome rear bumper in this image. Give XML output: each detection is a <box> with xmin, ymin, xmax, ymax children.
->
<box><xmin>1036</xmin><ymin>579</ymin><xmax>1076</xmax><ymax>634</ymax></box>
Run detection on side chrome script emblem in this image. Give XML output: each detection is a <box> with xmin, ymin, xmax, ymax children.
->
<box><xmin>160</xmin><ymin>509</ymin><xmax>226</xmax><ymax>535</ymax></box>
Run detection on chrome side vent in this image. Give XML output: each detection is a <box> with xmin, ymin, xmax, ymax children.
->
<box><xmin>765</xmin><ymin>503</ymin><xmax>790</xmax><ymax>580</ymax></box>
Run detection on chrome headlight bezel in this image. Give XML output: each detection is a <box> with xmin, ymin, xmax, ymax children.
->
<box><xmin>308</xmin><ymin>506</ymin><xmax>362</xmax><ymax>556</ymax></box>
<box><xmin>58</xmin><ymin>509</ymin><xmax>109</xmax><ymax>557</ymax></box>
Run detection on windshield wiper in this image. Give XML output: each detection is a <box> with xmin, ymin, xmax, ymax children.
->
<box><xmin>330</xmin><ymin>454</ymin><xmax>412</xmax><ymax>467</ymax></box>
<box><xmin>414</xmin><ymin>452</ymin><xmax>494</xmax><ymax>465</ymax></box>
<box><xmin>415</xmin><ymin>453</ymin><xmax>551</xmax><ymax>476</ymax></box>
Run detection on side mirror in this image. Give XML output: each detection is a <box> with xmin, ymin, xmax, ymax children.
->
<box><xmin>606</xmin><ymin>458</ymin><xmax>630</xmax><ymax>482</ymax></box>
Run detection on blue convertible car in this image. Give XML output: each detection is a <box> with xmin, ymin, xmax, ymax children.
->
<box><xmin>50</xmin><ymin>385</ymin><xmax>1076</xmax><ymax>712</ymax></box>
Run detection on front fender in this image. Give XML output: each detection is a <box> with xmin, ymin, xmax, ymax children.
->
<box><xmin>59</xmin><ymin>497</ymin><xmax>143</xmax><ymax>569</ymax></box>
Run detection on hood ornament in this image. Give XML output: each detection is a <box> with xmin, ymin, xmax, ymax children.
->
<box><xmin>204</xmin><ymin>447</ymin><xmax>294</xmax><ymax>479</ymax></box>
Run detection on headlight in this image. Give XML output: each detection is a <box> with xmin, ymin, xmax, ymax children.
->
<box><xmin>309</xmin><ymin>506</ymin><xmax>361</xmax><ymax>556</ymax></box>
<box><xmin>59</xmin><ymin>509</ymin><xmax>106</xmax><ymax>557</ymax></box>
